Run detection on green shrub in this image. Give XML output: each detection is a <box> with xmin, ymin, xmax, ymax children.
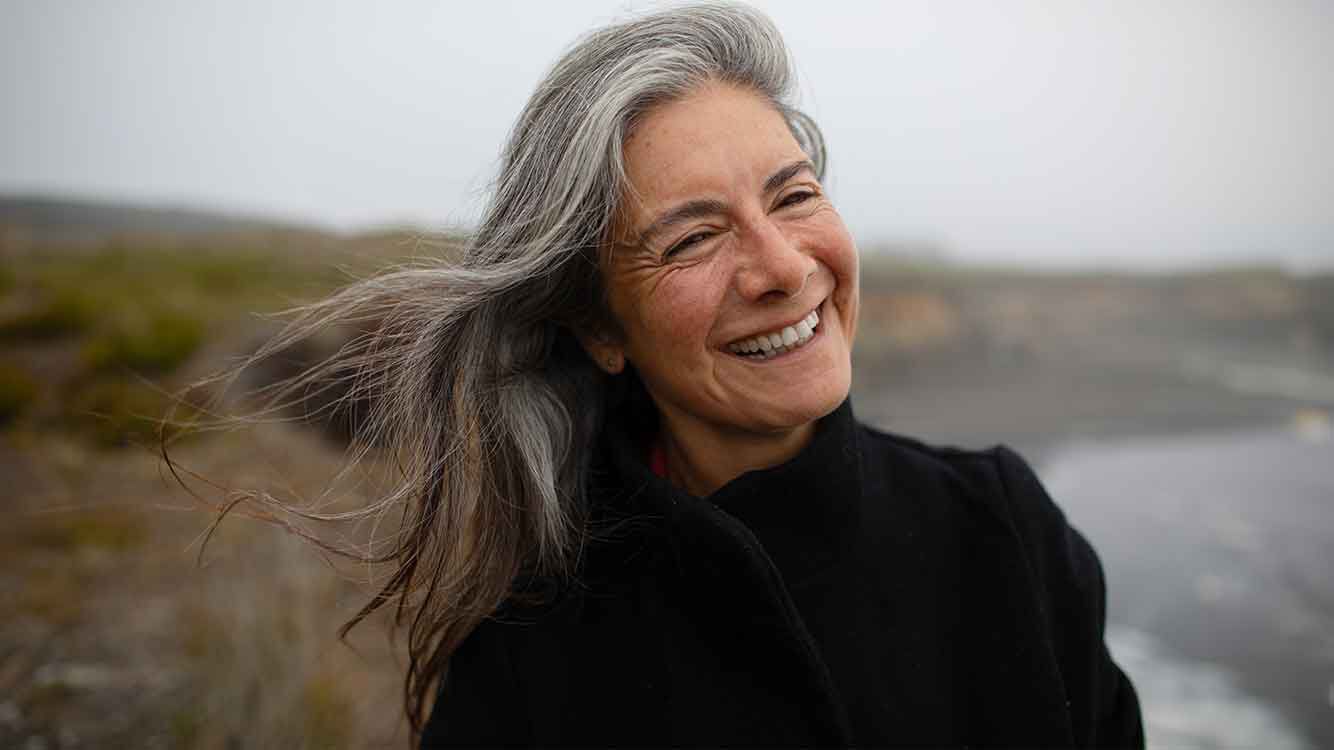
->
<box><xmin>24</xmin><ymin>508</ymin><xmax>147</xmax><ymax>552</ymax></box>
<box><xmin>84</xmin><ymin>311</ymin><xmax>204</xmax><ymax>374</ymax></box>
<box><xmin>64</xmin><ymin>378</ymin><xmax>170</xmax><ymax>447</ymax></box>
<box><xmin>0</xmin><ymin>364</ymin><xmax>38</xmax><ymax>424</ymax></box>
<box><xmin>0</xmin><ymin>291</ymin><xmax>97</xmax><ymax>340</ymax></box>
<box><xmin>302</xmin><ymin>677</ymin><xmax>354</xmax><ymax>748</ymax></box>
<box><xmin>169</xmin><ymin>709</ymin><xmax>201</xmax><ymax>748</ymax></box>
<box><xmin>187</xmin><ymin>252</ymin><xmax>280</xmax><ymax>295</ymax></box>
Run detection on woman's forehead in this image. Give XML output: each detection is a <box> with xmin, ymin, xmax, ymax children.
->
<box><xmin>615</xmin><ymin>82</ymin><xmax>809</xmax><ymax>236</ymax></box>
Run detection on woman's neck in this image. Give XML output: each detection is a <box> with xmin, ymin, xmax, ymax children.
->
<box><xmin>657</xmin><ymin>417</ymin><xmax>816</xmax><ymax>498</ymax></box>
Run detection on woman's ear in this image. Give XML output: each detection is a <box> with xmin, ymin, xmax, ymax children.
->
<box><xmin>576</xmin><ymin>329</ymin><xmax>626</xmax><ymax>375</ymax></box>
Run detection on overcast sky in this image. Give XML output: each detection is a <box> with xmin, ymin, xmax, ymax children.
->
<box><xmin>3</xmin><ymin>1</ymin><xmax>1332</xmax><ymax>270</ymax></box>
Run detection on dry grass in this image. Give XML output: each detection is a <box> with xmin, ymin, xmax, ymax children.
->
<box><xmin>0</xmin><ymin>424</ymin><xmax>410</xmax><ymax>748</ymax></box>
<box><xmin>0</xmin><ymin>231</ymin><xmax>440</xmax><ymax>748</ymax></box>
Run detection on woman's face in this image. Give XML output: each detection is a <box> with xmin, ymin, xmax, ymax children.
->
<box><xmin>593</xmin><ymin>81</ymin><xmax>859</xmax><ymax>445</ymax></box>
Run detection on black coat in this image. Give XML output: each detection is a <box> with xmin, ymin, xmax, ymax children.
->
<box><xmin>421</xmin><ymin>400</ymin><xmax>1143</xmax><ymax>747</ymax></box>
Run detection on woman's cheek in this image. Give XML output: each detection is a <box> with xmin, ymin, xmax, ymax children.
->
<box><xmin>658</xmin><ymin>276</ymin><xmax>719</xmax><ymax>332</ymax></box>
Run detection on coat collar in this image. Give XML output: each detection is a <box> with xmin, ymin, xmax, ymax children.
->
<box><xmin>597</xmin><ymin>395</ymin><xmax>864</xmax><ymax>586</ymax></box>
<box><xmin>587</xmin><ymin>386</ymin><xmax>858</xmax><ymax>742</ymax></box>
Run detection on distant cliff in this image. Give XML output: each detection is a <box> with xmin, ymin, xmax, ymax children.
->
<box><xmin>0</xmin><ymin>195</ymin><xmax>310</xmax><ymax>245</ymax></box>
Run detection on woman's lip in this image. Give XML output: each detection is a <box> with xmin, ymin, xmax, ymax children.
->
<box><xmin>724</xmin><ymin>299</ymin><xmax>827</xmax><ymax>360</ymax></box>
<box><xmin>730</xmin><ymin>318</ymin><xmax>823</xmax><ymax>363</ymax></box>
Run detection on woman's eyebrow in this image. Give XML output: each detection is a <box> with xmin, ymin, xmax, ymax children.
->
<box><xmin>634</xmin><ymin>198</ymin><xmax>728</xmax><ymax>249</ymax></box>
<box><xmin>763</xmin><ymin>159</ymin><xmax>816</xmax><ymax>194</ymax></box>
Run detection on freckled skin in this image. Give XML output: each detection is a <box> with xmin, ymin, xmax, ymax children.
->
<box><xmin>585</xmin><ymin>81</ymin><xmax>860</xmax><ymax>496</ymax></box>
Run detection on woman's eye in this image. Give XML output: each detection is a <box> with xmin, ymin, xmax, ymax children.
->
<box><xmin>664</xmin><ymin>231</ymin><xmax>712</xmax><ymax>258</ymax></box>
<box><xmin>777</xmin><ymin>190</ymin><xmax>816</xmax><ymax>209</ymax></box>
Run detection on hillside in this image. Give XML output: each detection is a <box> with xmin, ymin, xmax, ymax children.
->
<box><xmin>0</xmin><ymin>195</ymin><xmax>313</xmax><ymax>245</ymax></box>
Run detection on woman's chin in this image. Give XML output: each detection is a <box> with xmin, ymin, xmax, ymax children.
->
<box><xmin>775</xmin><ymin>380</ymin><xmax>849</xmax><ymax>429</ymax></box>
<box><xmin>726</xmin><ymin>368</ymin><xmax>851</xmax><ymax>436</ymax></box>
<box><xmin>718</xmin><ymin>335</ymin><xmax>852</xmax><ymax>431</ymax></box>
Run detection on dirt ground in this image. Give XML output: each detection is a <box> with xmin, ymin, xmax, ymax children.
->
<box><xmin>1</xmin><ymin>422</ymin><xmax>411</xmax><ymax>749</ymax></box>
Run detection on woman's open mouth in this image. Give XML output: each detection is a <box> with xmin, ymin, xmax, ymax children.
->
<box><xmin>726</xmin><ymin>306</ymin><xmax>821</xmax><ymax>360</ymax></box>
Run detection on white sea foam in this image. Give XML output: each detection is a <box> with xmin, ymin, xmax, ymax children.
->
<box><xmin>1107</xmin><ymin>625</ymin><xmax>1312</xmax><ymax>750</ymax></box>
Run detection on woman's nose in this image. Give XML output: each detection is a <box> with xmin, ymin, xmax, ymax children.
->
<box><xmin>734</xmin><ymin>219</ymin><xmax>816</xmax><ymax>302</ymax></box>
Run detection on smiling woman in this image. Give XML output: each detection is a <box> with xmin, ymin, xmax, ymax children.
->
<box><xmin>582</xmin><ymin>81</ymin><xmax>859</xmax><ymax>496</ymax></box>
<box><xmin>219</xmin><ymin>2</ymin><xmax>1143</xmax><ymax>747</ymax></box>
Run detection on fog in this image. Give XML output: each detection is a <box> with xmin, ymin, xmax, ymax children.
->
<box><xmin>3</xmin><ymin>0</ymin><xmax>1332</xmax><ymax>269</ymax></box>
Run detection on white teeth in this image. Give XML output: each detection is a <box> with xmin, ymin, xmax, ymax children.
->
<box><xmin>729</xmin><ymin>305</ymin><xmax>824</xmax><ymax>360</ymax></box>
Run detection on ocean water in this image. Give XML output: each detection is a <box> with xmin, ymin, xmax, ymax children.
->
<box><xmin>1041</xmin><ymin>415</ymin><xmax>1334</xmax><ymax>749</ymax></box>
<box><xmin>1107</xmin><ymin>624</ymin><xmax>1311</xmax><ymax>750</ymax></box>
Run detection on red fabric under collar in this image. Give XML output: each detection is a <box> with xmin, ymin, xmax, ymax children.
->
<box><xmin>648</xmin><ymin>439</ymin><xmax>668</xmax><ymax>478</ymax></box>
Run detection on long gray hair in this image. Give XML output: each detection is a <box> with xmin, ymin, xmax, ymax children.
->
<box><xmin>211</xmin><ymin>1</ymin><xmax>826</xmax><ymax>734</ymax></box>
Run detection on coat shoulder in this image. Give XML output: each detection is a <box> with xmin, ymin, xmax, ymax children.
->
<box><xmin>855</xmin><ymin>424</ymin><xmax>1064</xmax><ymax>528</ymax></box>
<box><xmin>855</xmin><ymin>423</ymin><xmax>1092</xmax><ymax>603</ymax></box>
<box><xmin>855</xmin><ymin>423</ymin><xmax>1144</xmax><ymax>747</ymax></box>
